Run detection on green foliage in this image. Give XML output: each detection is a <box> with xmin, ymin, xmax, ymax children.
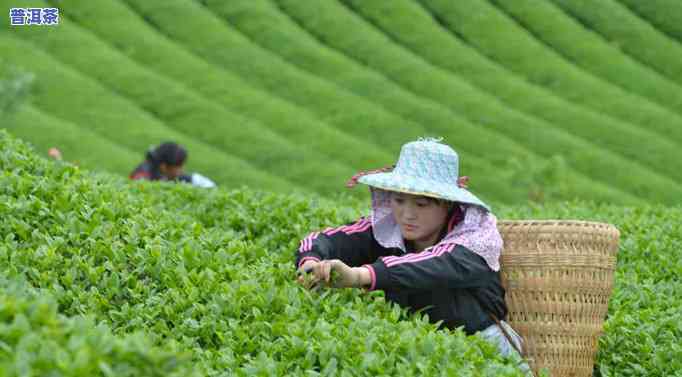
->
<box><xmin>550</xmin><ymin>0</ymin><xmax>682</xmax><ymax>87</ymax></box>
<box><xmin>0</xmin><ymin>277</ymin><xmax>196</xmax><ymax>377</ymax></box>
<box><xmin>2</xmin><ymin>5</ymin><xmax>345</xmax><ymax>194</ymax></box>
<box><xmin>5</xmin><ymin>105</ymin><xmax>140</xmax><ymax>174</ymax></box>
<box><xmin>0</xmin><ymin>131</ymin><xmax>530</xmax><ymax>376</ymax></box>
<box><xmin>4</xmin><ymin>0</ymin><xmax>682</xmax><ymax>369</ymax></box>
<box><xmin>202</xmin><ymin>0</ymin><xmax>536</xmax><ymax>203</ymax></box>
<box><xmin>46</xmin><ymin>0</ymin><xmax>393</xmax><ymax>185</ymax></box>
<box><xmin>2</xmin><ymin>127</ymin><xmax>681</xmax><ymax>376</ymax></box>
<box><xmin>504</xmin><ymin>155</ymin><xmax>571</xmax><ymax>203</ymax></box>
<box><xmin>618</xmin><ymin>0</ymin><xmax>682</xmax><ymax>42</ymax></box>
<box><xmin>491</xmin><ymin>0</ymin><xmax>682</xmax><ymax>116</ymax></box>
<box><xmin>419</xmin><ymin>0</ymin><xmax>682</xmax><ymax>148</ymax></box>
<box><xmin>272</xmin><ymin>0</ymin><xmax>678</xmax><ymax>204</ymax></box>
<box><xmin>597</xmin><ymin>281</ymin><xmax>682</xmax><ymax>376</ymax></box>
<box><xmin>119</xmin><ymin>0</ymin><xmax>429</xmax><ymax>158</ymax></box>
<box><xmin>0</xmin><ymin>34</ymin><xmax>291</xmax><ymax>192</ymax></box>
<box><xmin>0</xmin><ymin>62</ymin><xmax>33</xmax><ymax>116</ymax></box>
<box><xmin>343</xmin><ymin>0</ymin><xmax>682</xmax><ymax>188</ymax></box>
<box><xmin>1</xmin><ymin>0</ymin><xmax>681</xmax><ymax>206</ymax></box>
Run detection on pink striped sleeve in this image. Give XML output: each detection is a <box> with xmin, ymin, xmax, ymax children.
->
<box><xmin>298</xmin><ymin>256</ymin><xmax>321</xmax><ymax>269</ymax></box>
<box><xmin>381</xmin><ymin>243</ymin><xmax>457</xmax><ymax>268</ymax></box>
<box><xmin>298</xmin><ymin>218</ymin><xmax>371</xmax><ymax>253</ymax></box>
<box><xmin>362</xmin><ymin>264</ymin><xmax>376</xmax><ymax>291</ymax></box>
<box><xmin>323</xmin><ymin>217</ymin><xmax>371</xmax><ymax>236</ymax></box>
<box><xmin>298</xmin><ymin>231</ymin><xmax>320</xmax><ymax>253</ymax></box>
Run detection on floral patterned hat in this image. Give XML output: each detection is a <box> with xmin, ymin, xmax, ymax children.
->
<box><xmin>348</xmin><ymin>138</ymin><xmax>490</xmax><ymax>211</ymax></box>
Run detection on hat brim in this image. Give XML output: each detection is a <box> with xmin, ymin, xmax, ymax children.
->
<box><xmin>358</xmin><ymin>172</ymin><xmax>490</xmax><ymax>211</ymax></box>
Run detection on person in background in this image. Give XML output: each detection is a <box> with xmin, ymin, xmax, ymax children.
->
<box><xmin>130</xmin><ymin>142</ymin><xmax>188</xmax><ymax>182</ymax></box>
<box><xmin>130</xmin><ymin>142</ymin><xmax>216</xmax><ymax>188</ymax></box>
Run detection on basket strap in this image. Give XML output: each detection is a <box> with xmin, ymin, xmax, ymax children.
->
<box><xmin>489</xmin><ymin>312</ymin><xmax>526</xmax><ymax>358</ymax></box>
<box><xmin>469</xmin><ymin>290</ymin><xmax>528</xmax><ymax>361</ymax></box>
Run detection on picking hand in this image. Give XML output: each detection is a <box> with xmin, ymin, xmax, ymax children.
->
<box><xmin>297</xmin><ymin>259</ymin><xmax>370</xmax><ymax>289</ymax></box>
<box><xmin>297</xmin><ymin>260</ymin><xmax>322</xmax><ymax>289</ymax></box>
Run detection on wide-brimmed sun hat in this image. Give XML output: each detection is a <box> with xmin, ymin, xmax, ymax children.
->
<box><xmin>348</xmin><ymin>138</ymin><xmax>490</xmax><ymax>211</ymax></box>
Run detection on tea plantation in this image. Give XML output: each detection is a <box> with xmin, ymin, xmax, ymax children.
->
<box><xmin>1</xmin><ymin>132</ymin><xmax>681</xmax><ymax>376</ymax></box>
<box><xmin>2</xmin><ymin>0</ymin><xmax>682</xmax><ymax>204</ymax></box>
<box><xmin>2</xmin><ymin>0</ymin><xmax>682</xmax><ymax>375</ymax></box>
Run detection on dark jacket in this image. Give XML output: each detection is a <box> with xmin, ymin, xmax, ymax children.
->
<box><xmin>295</xmin><ymin>217</ymin><xmax>508</xmax><ymax>335</ymax></box>
<box><xmin>129</xmin><ymin>160</ymin><xmax>161</xmax><ymax>180</ymax></box>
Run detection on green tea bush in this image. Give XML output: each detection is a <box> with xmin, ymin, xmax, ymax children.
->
<box><xmin>339</xmin><ymin>0</ymin><xmax>682</xmax><ymax>186</ymax></box>
<box><xmin>618</xmin><ymin>0</ymin><xmax>682</xmax><ymax>42</ymax></box>
<box><xmin>0</xmin><ymin>277</ymin><xmax>196</xmax><ymax>377</ymax></box>
<box><xmin>6</xmin><ymin>0</ymin><xmax>682</xmax><ymax>207</ymax></box>
<box><xmin>0</xmin><ymin>132</ymin><xmax>528</xmax><ymax>376</ymax></box>
<box><xmin>490</xmin><ymin>0</ymin><xmax>682</xmax><ymax>116</ymax></box>
<box><xmin>46</xmin><ymin>0</ymin><xmax>394</xmax><ymax>180</ymax></box>
<box><xmin>0</xmin><ymin>63</ymin><xmax>33</xmax><ymax>116</ymax></box>
<box><xmin>0</xmin><ymin>34</ymin><xmax>291</xmax><ymax>192</ymax></box>
<box><xmin>271</xmin><ymin>0</ymin><xmax>679</xmax><ymax>204</ymax></box>
<box><xmin>2</xmin><ymin>7</ymin><xmax>347</xmax><ymax>195</ymax></box>
<box><xmin>5</xmin><ymin>105</ymin><xmax>140</xmax><ymax>174</ymax></box>
<box><xmin>203</xmin><ymin>0</ymin><xmax>632</xmax><ymax>205</ymax></box>
<box><xmin>550</xmin><ymin>0</ymin><xmax>682</xmax><ymax>87</ymax></box>
<box><xmin>203</xmin><ymin>0</ymin><xmax>536</xmax><ymax>171</ymax></box>
<box><xmin>120</xmin><ymin>0</ymin><xmax>431</xmax><ymax>158</ymax></box>
<box><xmin>2</xmin><ymin>131</ymin><xmax>680</xmax><ymax>376</ymax></box>
<box><xmin>118</xmin><ymin>0</ymin><xmax>540</xmax><ymax>204</ymax></box>
<box><xmin>419</xmin><ymin>0</ymin><xmax>682</xmax><ymax>147</ymax></box>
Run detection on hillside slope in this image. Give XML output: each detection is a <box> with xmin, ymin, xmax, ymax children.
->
<box><xmin>2</xmin><ymin>0</ymin><xmax>681</xmax><ymax>204</ymax></box>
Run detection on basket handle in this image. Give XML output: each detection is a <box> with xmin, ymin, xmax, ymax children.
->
<box><xmin>489</xmin><ymin>312</ymin><xmax>526</xmax><ymax>358</ymax></box>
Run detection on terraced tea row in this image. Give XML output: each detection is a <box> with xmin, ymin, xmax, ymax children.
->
<box><xmin>3</xmin><ymin>0</ymin><xmax>682</xmax><ymax>205</ymax></box>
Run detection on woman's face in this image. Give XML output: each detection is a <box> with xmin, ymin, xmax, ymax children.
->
<box><xmin>390</xmin><ymin>192</ymin><xmax>450</xmax><ymax>247</ymax></box>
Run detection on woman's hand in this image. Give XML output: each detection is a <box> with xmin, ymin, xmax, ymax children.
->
<box><xmin>297</xmin><ymin>260</ymin><xmax>322</xmax><ymax>289</ymax></box>
<box><xmin>297</xmin><ymin>259</ymin><xmax>371</xmax><ymax>289</ymax></box>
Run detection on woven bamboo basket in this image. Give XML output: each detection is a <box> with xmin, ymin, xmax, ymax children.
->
<box><xmin>497</xmin><ymin>220</ymin><xmax>620</xmax><ymax>377</ymax></box>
